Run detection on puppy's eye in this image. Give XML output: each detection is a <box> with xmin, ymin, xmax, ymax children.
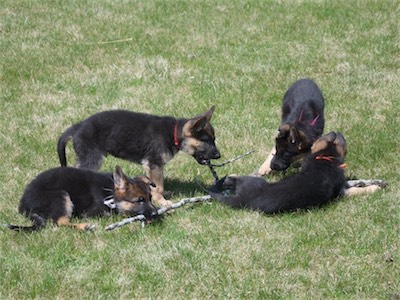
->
<box><xmin>137</xmin><ymin>197</ymin><xmax>145</xmax><ymax>203</ymax></box>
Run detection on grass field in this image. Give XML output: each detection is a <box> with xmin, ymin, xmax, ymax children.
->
<box><xmin>0</xmin><ymin>0</ymin><xmax>399</xmax><ymax>299</ymax></box>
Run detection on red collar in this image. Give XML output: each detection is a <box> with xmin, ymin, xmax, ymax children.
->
<box><xmin>315</xmin><ymin>155</ymin><xmax>347</xmax><ymax>169</ymax></box>
<box><xmin>174</xmin><ymin>123</ymin><xmax>180</xmax><ymax>149</ymax></box>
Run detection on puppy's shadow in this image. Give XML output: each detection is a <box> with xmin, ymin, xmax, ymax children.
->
<box><xmin>164</xmin><ymin>178</ymin><xmax>209</xmax><ymax>199</ymax></box>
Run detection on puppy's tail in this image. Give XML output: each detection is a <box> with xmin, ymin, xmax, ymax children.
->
<box><xmin>5</xmin><ymin>214</ymin><xmax>47</xmax><ymax>232</ymax></box>
<box><xmin>57</xmin><ymin>123</ymin><xmax>81</xmax><ymax>167</ymax></box>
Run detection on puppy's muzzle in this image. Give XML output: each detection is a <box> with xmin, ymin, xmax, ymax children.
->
<box><xmin>194</xmin><ymin>148</ymin><xmax>221</xmax><ymax>165</ymax></box>
<box><xmin>270</xmin><ymin>155</ymin><xmax>291</xmax><ymax>171</ymax></box>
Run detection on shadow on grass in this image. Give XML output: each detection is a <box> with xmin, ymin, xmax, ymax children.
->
<box><xmin>164</xmin><ymin>178</ymin><xmax>210</xmax><ymax>199</ymax></box>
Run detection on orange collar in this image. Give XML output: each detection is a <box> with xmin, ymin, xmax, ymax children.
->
<box><xmin>315</xmin><ymin>155</ymin><xmax>347</xmax><ymax>169</ymax></box>
<box><xmin>315</xmin><ymin>155</ymin><xmax>334</xmax><ymax>162</ymax></box>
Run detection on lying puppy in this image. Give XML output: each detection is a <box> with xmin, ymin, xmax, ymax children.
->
<box><xmin>258</xmin><ymin>79</ymin><xmax>324</xmax><ymax>175</ymax></box>
<box><xmin>7</xmin><ymin>166</ymin><xmax>157</xmax><ymax>231</ymax></box>
<box><xmin>210</xmin><ymin>132</ymin><xmax>384</xmax><ymax>213</ymax></box>
<box><xmin>57</xmin><ymin>106</ymin><xmax>221</xmax><ymax>206</ymax></box>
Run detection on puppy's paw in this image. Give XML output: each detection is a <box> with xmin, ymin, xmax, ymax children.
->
<box><xmin>153</xmin><ymin>197</ymin><xmax>173</xmax><ymax>208</ymax></box>
<box><xmin>75</xmin><ymin>223</ymin><xmax>96</xmax><ymax>231</ymax></box>
<box><xmin>84</xmin><ymin>224</ymin><xmax>96</xmax><ymax>231</ymax></box>
<box><xmin>256</xmin><ymin>169</ymin><xmax>272</xmax><ymax>177</ymax></box>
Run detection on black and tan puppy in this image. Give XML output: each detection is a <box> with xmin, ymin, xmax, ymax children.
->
<box><xmin>210</xmin><ymin>132</ymin><xmax>383</xmax><ymax>213</ymax></box>
<box><xmin>258</xmin><ymin>79</ymin><xmax>324</xmax><ymax>175</ymax></box>
<box><xmin>57</xmin><ymin>106</ymin><xmax>221</xmax><ymax>206</ymax></box>
<box><xmin>7</xmin><ymin>166</ymin><xmax>157</xmax><ymax>231</ymax></box>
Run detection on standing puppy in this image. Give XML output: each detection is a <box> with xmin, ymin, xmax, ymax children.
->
<box><xmin>57</xmin><ymin>106</ymin><xmax>221</xmax><ymax>206</ymax></box>
<box><xmin>258</xmin><ymin>79</ymin><xmax>324</xmax><ymax>175</ymax></box>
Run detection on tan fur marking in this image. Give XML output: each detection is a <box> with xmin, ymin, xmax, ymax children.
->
<box><xmin>63</xmin><ymin>193</ymin><xmax>74</xmax><ymax>218</ymax></box>
<box><xmin>257</xmin><ymin>147</ymin><xmax>276</xmax><ymax>176</ymax></box>
<box><xmin>182</xmin><ymin>121</ymin><xmax>195</xmax><ymax>137</ymax></box>
<box><xmin>297</xmin><ymin>130</ymin><xmax>308</xmax><ymax>150</ymax></box>
<box><xmin>333</xmin><ymin>135</ymin><xmax>347</xmax><ymax>159</ymax></box>
<box><xmin>56</xmin><ymin>216</ymin><xmax>71</xmax><ymax>226</ymax></box>
<box><xmin>143</xmin><ymin>164</ymin><xmax>172</xmax><ymax>207</ymax></box>
<box><xmin>179</xmin><ymin>136</ymin><xmax>202</xmax><ymax>156</ymax></box>
<box><xmin>311</xmin><ymin>139</ymin><xmax>328</xmax><ymax>154</ymax></box>
<box><xmin>344</xmin><ymin>185</ymin><xmax>381</xmax><ymax>197</ymax></box>
<box><xmin>278</xmin><ymin>124</ymin><xmax>291</xmax><ymax>135</ymax></box>
<box><xmin>56</xmin><ymin>216</ymin><xmax>92</xmax><ymax>230</ymax></box>
<box><xmin>116</xmin><ymin>201</ymin><xmax>137</xmax><ymax>214</ymax></box>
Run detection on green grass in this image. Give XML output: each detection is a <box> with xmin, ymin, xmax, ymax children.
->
<box><xmin>1</xmin><ymin>0</ymin><xmax>399</xmax><ymax>299</ymax></box>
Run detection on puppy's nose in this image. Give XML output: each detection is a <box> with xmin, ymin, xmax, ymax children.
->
<box><xmin>213</xmin><ymin>151</ymin><xmax>221</xmax><ymax>159</ymax></box>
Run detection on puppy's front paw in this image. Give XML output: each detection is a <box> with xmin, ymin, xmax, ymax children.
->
<box><xmin>158</xmin><ymin>199</ymin><xmax>173</xmax><ymax>207</ymax></box>
<box><xmin>84</xmin><ymin>224</ymin><xmax>96</xmax><ymax>231</ymax></box>
<box><xmin>152</xmin><ymin>195</ymin><xmax>173</xmax><ymax>208</ymax></box>
<box><xmin>365</xmin><ymin>185</ymin><xmax>382</xmax><ymax>193</ymax></box>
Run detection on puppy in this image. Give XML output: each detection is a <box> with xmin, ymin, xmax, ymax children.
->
<box><xmin>258</xmin><ymin>79</ymin><xmax>324</xmax><ymax>175</ymax></box>
<box><xmin>7</xmin><ymin>166</ymin><xmax>157</xmax><ymax>231</ymax></box>
<box><xmin>57</xmin><ymin>106</ymin><xmax>221</xmax><ymax>206</ymax></box>
<box><xmin>210</xmin><ymin>132</ymin><xmax>383</xmax><ymax>213</ymax></box>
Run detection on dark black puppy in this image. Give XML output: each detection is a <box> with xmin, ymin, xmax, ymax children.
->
<box><xmin>57</xmin><ymin>106</ymin><xmax>221</xmax><ymax>206</ymax></box>
<box><xmin>258</xmin><ymin>79</ymin><xmax>324</xmax><ymax>175</ymax></box>
<box><xmin>7</xmin><ymin>166</ymin><xmax>157</xmax><ymax>231</ymax></box>
<box><xmin>211</xmin><ymin>132</ymin><xmax>382</xmax><ymax>214</ymax></box>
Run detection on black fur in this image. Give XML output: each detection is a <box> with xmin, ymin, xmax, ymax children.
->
<box><xmin>7</xmin><ymin>166</ymin><xmax>157</xmax><ymax>231</ymax></box>
<box><xmin>211</xmin><ymin>132</ymin><xmax>348</xmax><ymax>214</ymax></box>
<box><xmin>57</xmin><ymin>108</ymin><xmax>220</xmax><ymax>169</ymax></box>
<box><xmin>57</xmin><ymin>107</ymin><xmax>220</xmax><ymax>205</ymax></box>
<box><xmin>271</xmin><ymin>78</ymin><xmax>325</xmax><ymax>171</ymax></box>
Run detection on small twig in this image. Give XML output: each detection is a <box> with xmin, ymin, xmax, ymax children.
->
<box><xmin>79</xmin><ymin>37</ymin><xmax>133</xmax><ymax>45</ymax></box>
<box><xmin>210</xmin><ymin>150</ymin><xmax>254</xmax><ymax>167</ymax></box>
<box><xmin>105</xmin><ymin>195</ymin><xmax>212</xmax><ymax>231</ymax></box>
<box><xmin>207</xmin><ymin>150</ymin><xmax>254</xmax><ymax>181</ymax></box>
<box><xmin>207</xmin><ymin>163</ymin><xmax>220</xmax><ymax>181</ymax></box>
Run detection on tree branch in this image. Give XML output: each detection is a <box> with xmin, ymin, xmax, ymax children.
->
<box><xmin>105</xmin><ymin>195</ymin><xmax>212</xmax><ymax>231</ymax></box>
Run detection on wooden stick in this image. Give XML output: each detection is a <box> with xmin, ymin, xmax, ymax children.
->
<box><xmin>105</xmin><ymin>195</ymin><xmax>212</xmax><ymax>231</ymax></box>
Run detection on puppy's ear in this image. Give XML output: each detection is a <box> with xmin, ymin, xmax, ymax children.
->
<box><xmin>276</xmin><ymin>124</ymin><xmax>290</xmax><ymax>138</ymax></box>
<box><xmin>296</xmin><ymin>130</ymin><xmax>308</xmax><ymax>150</ymax></box>
<box><xmin>113</xmin><ymin>165</ymin><xmax>127</xmax><ymax>190</ymax></box>
<box><xmin>311</xmin><ymin>132</ymin><xmax>336</xmax><ymax>153</ymax></box>
<box><xmin>191</xmin><ymin>116</ymin><xmax>208</xmax><ymax>133</ymax></box>
<box><xmin>324</xmin><ymin>131</ymin><xmax>337</xmax><ymax>143</ymax></box>
<box><xmin>192</xmin><ymin>106</ymin><xmax>216</xmax><ymax>132</ymax></box>
<box><xmin>333</xmin><ymin>132</ymin><xmax>347</xmax><ymax>158</ymax></box>
<box><xmin>183</xmin><ymin>106</ymin><xmax>216</xmax><ymax>135</ymax></box>
<box><xmin>203</xmin><ymin>105</ymin><xmax>215</xmax><ymax>122</ymax></box>
<box><xmin>289</xmin><ymin>127</ymin><xmax>300</xmax><ymax>144</ymax></box>
<box><xmin>183</xmin><ymin>116</ymin><xmax>208</xmax><ymax>135</ymax></box>
<box><xmin>137</xmin><ymin>175</ymin><xmax>156</xmax><ymax>188</ymax></box>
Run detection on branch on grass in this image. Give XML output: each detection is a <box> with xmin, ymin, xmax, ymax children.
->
<box><xmin>105</xmin><ymin>195</ymin><xmax>212</xmax><ymax>231</ymax></box>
